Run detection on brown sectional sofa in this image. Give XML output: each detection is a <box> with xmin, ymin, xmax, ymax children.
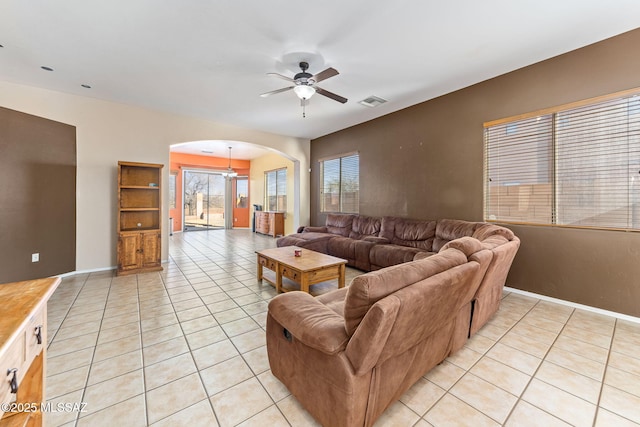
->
<box><xmin>266</xmin><ymin>237</ymin><xmax>492</xmax><ymax>427</ymax></box>
<box><xmin>276</xmin><ymin>213</ymin><xmax>520</xmax><ymax>336</ymax></box>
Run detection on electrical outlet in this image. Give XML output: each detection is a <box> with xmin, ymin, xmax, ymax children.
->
<box><xmin>32</xmin><ymin>253</ymin><xmax>39</xmax><ymax>262</ymax></box>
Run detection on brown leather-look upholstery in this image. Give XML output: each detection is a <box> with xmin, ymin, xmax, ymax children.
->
<box><xmin>469</xmin><ymin>225</ymin><xmax>520</xmax><ymax>336</ymax></box>
<box><xmin>368</xmin><ymin>216</ymin><xmax>437</xmax><ymax>270</ymax></box>
<box><xmin>325</xmin><ymin>213</ymin><xmax>355</xmax><ymax>237</ymax></box>
<box><xmin>349</xmin><ymin>215</ymin><xmax>382</xmax><ymax>240</ymax></box>
<box><xmin>266</xmin><ymin>246</ymin><xmax>490</xmax><ymax>427</ymax></box>
<box><xmin>276</xmin><ymin>214</ymin><xmax>520</xmax><ymax>339</ymax></box>
<box><xmin>433</xmin><ymin>218</ymin><xmax>482</xmax><ymax>252</ymax></box>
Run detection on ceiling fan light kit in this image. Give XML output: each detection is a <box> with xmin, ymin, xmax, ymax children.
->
<box><xmin>261</xmin><ymin>61</ymin><xmax>348</xmax><ymax>117</ymax></box>
<box><xmin>293</xmin><ymin>84</ymin><xmax>315</xmax><ymax>100</ymax></box>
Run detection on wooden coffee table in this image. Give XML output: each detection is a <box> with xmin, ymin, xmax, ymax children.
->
<box><xmin>256</xmin><ymin>246</ymin><xmax>347</xmax><ymax>294</ymax></box>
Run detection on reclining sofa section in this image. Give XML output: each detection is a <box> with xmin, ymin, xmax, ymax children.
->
<box><xmin>266</xmin><ymin>238</ymin><xmax>493</xmax><ymax>427</ymax></box>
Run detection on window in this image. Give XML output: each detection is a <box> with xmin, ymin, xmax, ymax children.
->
<box><xmin>265</xmin><ymin>168</ymin><xmax>287</xmax><ymax>211</ymax></box>
<box><xmin>236</xmin><ymin>177</ymin><xmax>248</xmax><ymax>208</ymax></box>
<box><xmin>320</xmin><ymin>152</ymin><xmax>359</xmax><ymax>213</ymax></box>
<box><xmin>485</xmin><ymin>91</ymin><xmax>640</xmax><ymax>230</ymax></box>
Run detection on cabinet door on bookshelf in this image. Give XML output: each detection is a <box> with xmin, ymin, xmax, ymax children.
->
<box><xmin>118</xmin><ymin>233</ymin><xmax>141</xmax><ymax>272</ymax></box>
<box><xmin>141</xmin><ymin>231</ymin><xmax>161</xmax><ymax>268</ymax></box>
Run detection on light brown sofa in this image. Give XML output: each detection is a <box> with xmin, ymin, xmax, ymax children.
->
<box><xmin>277</xmin><ymin>214</ymin><xmax>520</xmax><ymax>337</ymax></box>
<box><xmin>266</xmin><ymin>238</ymin><xmax>491</xmax><ymax>427</ymax></box>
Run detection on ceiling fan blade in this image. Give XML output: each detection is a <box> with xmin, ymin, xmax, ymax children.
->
<box><xmin>315</xmin><ymin>87</ymin><xmax>348</xmax><ymax>104</ymax></box>
<box><xmin>312</xmin><ymin>67</ymin><xmax>339</xmax><ymax>83</ymax></box>
<box><xmin>267</xmin><ymin>72</ymin><xmax>294</xmax><ymax>82</ymax></box>
<box><xmin>260</xmin><ymin>86</ymin><xmax>295</xmax><ymax>97</ymax></box>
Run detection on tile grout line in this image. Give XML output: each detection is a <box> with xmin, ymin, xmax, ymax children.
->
<box><xmin>174</xmin><ymin>231</ymin><xmax>293</xmax><ymax>425</ymax></box>
<box><xmin>499</xmin><ymin>298</ymin><xmax>576</xmax><ymax>426</ymax></box>
<box><xmin>74</xmin><ymin>273</ymin><xmax>116</xmax><ymax>426</ymax></box>
<box><xmin>45</xmin><ymin>273</ymin><xmax>90</xmax><ymax>427</ymax></box>
<box><xmin>156</xmin><ymin>251</ymin><xmax>223</xmax><ymax>427</ymax></box>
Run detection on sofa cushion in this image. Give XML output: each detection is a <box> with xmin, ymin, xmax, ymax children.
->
<box><xmin>343</xmin><ymin>248</ymin><xmax>467</xmax><ymax>336</ymax></box>
<box><xmin>327</xmin><ymin>236</ymin><xmax>357</xmax><ymax>261</ymax></box>
<box><xmin>479</xmin><ymin>234</ymin><xmax>509</xmax><ymax>250</ymax></box>
<box><xmin>349</xmin><ymin>215</ymin><xmax>381</xmax><ymax>240</ymax></box>
<box><xmin>369</xmin><ymin>245</ymin><xmax>426</xmax><ymax>269</ymax></box>
<box><xmin>439</xmin><ymin>236</ymin><xmax>484</xmax><ymax>257</ymax></box>
<box><xmin>325</xmin><ymin>213</ymin><xmax>355</xmax><ymax>237</ymax></box>
<box><xmin>433</xmin><ymin>219</ymin><xmax>481</xmax><ymax>252</ymax></box>
<box><xmin>316</xmin><ymin>287</ymin><xmax>348</xmax><ymax>317</ymax></box>
<box><xmin>380</xmin><ymin>216</ymin><xmax>436</xmax><ymax>250</ymax></box>
<box><xmin>472</xmin><ymin>223</ymin><xmax>515</xmax><ymax>241</ymax></box>
<box><xmin>276</xmin><ymin>232</ymin><xmax>335</xmax><ymax>253</ymax></box>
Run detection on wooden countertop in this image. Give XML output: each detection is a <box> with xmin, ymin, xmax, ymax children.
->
<box><xmin>0</xmin><ymin>278</ymin><xmax>60</xmax><ymax>349</ymax></box>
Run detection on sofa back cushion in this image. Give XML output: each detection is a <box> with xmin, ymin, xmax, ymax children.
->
<box><xmin>472</xmin><ymin>223</ymin><xmax>515</xmax><ymax>242</ymax></box>
<box><xmin>432</xmin><ymin>219</ymin><xmax>482</xmax><ymax>252</ymax></box>
<box><xmin>325</xmin><ymin>214</ymin><xmax>355</xmax><ymax>237</ymax></box>
<box><xmin>376</xmin><ymin>258</ymin><xmax>481</xmax><ymax>363</ymax></box>
<box><xmin>439</xmin><ymin>236</ymin><xmax>483</xmax><ymax>257</ymax></box>
<box><xmin>343</xmin><ymin>248</ymin><xmax>467</xmax><ymax>336</ymax></box>
<box><xmin>349</xmin><ymin>215</ymin><xmax>381</xmax><ymax>240</ymax></box>
<box><xmin>380</xmin><ymin>216</ymin><xmax>436</xmax><ymax>250</ymax></box>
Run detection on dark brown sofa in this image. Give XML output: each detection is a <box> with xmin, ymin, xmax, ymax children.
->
<box><xmin>277</xmin><ymin>214</ymin><xmax>520</xmax><ymax>337</ymax></box>
<box><xmin>266</xmin><ymin>238</ymin><xmax>491</xmax><ymax>427</ymax></box>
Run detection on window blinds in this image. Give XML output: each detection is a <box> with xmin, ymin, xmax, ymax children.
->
<box><xmin>485</xmin><ymin>93</ymin><xmax>640</xmax><ymax>230</ymax></box>
<box><xmin>321</xmin><ymin>153</ymin><xmax>359</xmax><ymax>213</ymax></box>
<box><xmin>265</xmin><ymin>168</ymin><xmax>286</xmax><ymax>211</ymax></box>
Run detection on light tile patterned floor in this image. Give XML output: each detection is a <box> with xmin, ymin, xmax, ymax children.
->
<box><xmin>44</xmin><ymin>229</ymin><xmax>640</xmax><ymax>426</ymax></box>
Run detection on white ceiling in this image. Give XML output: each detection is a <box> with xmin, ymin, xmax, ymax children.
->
<box><xmin>2</xmin><ymin>1</ymin><xmax>640</xmax><ymax>159</ymax></box>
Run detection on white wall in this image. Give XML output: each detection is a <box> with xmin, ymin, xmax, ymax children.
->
<box><xmin>250</xmin><ymin>152</ymin><xmax>297</xmax><ymax>236</ymax></box>
<box><xmin>0</xmin><ymin>80</ymin><xmax>310</xmax><ymax>271</ymax></box>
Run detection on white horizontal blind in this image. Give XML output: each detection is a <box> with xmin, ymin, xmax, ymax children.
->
<box><xmin>321</xmin><ymin>153</ymin><xmax>359</xmax><ymax>213</ymax></box>
<box><xmin>485</xmin><ymin>93</ymin><xmax>640</xmax><ymax>230</ymax></box>
<box><xmin>265</xmin><ymin>168</ymin><xmax>286</xmax><ymax>211</ymax></box>
<box><xmin>340</xmin><ymin>154</ymin><xmax>359</xmax><ymax>213</ymax></box>
<box><xmin>276</xmin><ymin>168</ymin><xmax>287</xmax><ymax>211</ymax></box>
<box><xmin>485</xmin><ymin>115</ymin><xmax>553</xmax><ymax>224</ymax></box>
<box><xmin>556</xmin><ymin>97</ymin><xmax>640</xmax><ymax>229</ymax></box>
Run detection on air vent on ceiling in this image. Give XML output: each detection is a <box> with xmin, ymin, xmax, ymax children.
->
<box><xmin>359</xmin><ymin>96</ymin><xmax>387</xmax><ymax>108</ymax></box>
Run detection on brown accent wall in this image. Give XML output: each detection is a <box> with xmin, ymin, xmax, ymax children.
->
<box><xmin>0</xmin><ymin>107</ymin><xmax>76</xmax><ymax>283</ymax></box>
<box><xmin>311</xmin><ymin>28</ymin><xmax>640</xmax><ymax>316</ymax></box>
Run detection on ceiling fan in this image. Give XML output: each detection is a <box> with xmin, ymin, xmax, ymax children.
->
<box><xmin>260</xmin><ymin>61</ymin><xmax>347</xmax><ymax>116</ymax></box>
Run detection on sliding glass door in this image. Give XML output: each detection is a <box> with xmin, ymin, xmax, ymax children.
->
<box><xmin>183</xmin><ymin>170</ymin><xmax>225</xmax><ymax>231</ymax></box>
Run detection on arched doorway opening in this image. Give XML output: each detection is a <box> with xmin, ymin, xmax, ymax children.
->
<box><xmin>168</xmin><ymin>139</ymin><xmax>301</xmax><ymax>236</ymax></box>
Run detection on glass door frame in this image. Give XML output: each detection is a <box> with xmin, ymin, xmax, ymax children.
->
<box><xmin>181</xmin><ymin>168</ymin><xmax>226</xmax><ymax>231</ymax></box>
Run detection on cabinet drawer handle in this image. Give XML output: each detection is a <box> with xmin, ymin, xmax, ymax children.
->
<box><xmin>35</xmin><ymin>325</ymin><xmax>43</xmax><ymax>345</ymax></box>
<box><xmin>7</xmin><ymin>368</ymin><xmax>18</xmax><ymax>394</ymax></box>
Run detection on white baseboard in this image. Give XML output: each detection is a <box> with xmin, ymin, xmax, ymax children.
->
<box><xmin>58</xmin><ymin>266</ymin><xmax>115</xmax><ymax>277</ymax></box>
<box><xmin>58</xmin><ymin>260</ymin><xmax>169</xmax><ymax>278</ymax></box>
<box><xmin>505</xmin><ymin>286</ymin><xmax>640</xmax><ymax>324</ymax></box>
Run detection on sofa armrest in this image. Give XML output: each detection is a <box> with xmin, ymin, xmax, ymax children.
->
<box><xmin>413</xmin><ymin>251</ymin><xmax>435</xmax><ymax>261</ymax></box>
<box><xmin>268</xmin><ymin>292</ymin><xmax>349</xmax><ymax>355</ymax></box>
<box><xmin>362</xmin><ymin>236</ymin><xmax>390</xmax><ymax>244</ymax></box>
<box><xmin>303</xmin><ymin>226</ymin><xmax>328</xmax><ymax>233</ymax></box>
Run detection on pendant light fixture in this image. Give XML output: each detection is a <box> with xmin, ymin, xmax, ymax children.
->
<box><xmin>221</xmin><ymin>146</ymin><xmax>238</xmax><ymax>178</ymax></box>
